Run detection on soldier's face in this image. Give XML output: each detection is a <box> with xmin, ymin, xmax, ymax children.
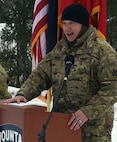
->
<box><xmin>62</xmin><ymin>20</ymin><xmax>82</xmax><ymax>42</ymax></box>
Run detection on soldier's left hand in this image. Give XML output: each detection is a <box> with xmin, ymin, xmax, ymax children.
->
<box><xmin>68</xmin><ymin>110</ymin><xmax>88</xmax><ymax>131</ymax></box>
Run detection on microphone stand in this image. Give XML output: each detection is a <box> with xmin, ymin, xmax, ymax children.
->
<box><xmin>38</xmin><ymin>77</ymin><xmax>67</xmax><ymax>142</ymax></box>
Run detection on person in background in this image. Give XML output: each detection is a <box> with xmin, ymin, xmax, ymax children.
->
<box><xmin>3</xmin><ymin>3</ymin><xmax>117</xmax><ymax>142</ymax></box>
<box><xmin>0</xmin><ymin>64</ymin><xmax>11</xmax><ymax>99</ymax></box>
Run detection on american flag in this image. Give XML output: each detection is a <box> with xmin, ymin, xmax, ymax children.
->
<box><xmin>31</xmin><ymin>0</ymin><xmax>49</xmax><ymax>70</ymax></box>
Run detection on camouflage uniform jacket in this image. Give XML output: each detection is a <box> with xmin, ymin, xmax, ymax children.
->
<box><xmin>0</xmin><ymin>64</ymin><xmax>11</xmax><ymax>99</ymax></box>
<box><xmin>17</xmin><ymin>25</ymin><xmax>117</xmax><ymax>140</ymax></box>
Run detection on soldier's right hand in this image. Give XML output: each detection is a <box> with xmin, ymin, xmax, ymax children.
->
<box><xmin>3</xmin><ymin>95</ymin><xmax>27</xmax><ymax>104</ymax></box>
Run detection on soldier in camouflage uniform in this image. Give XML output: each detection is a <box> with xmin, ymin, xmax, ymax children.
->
<box><xmin>0</xmin><ymin>64</ymin><xmax>11</xmax><ymax>99</ymax></box>
<box><xmin>4</xmin><ymin>4</ymin><xmax>117</xmax><ymax>142</ymax></box>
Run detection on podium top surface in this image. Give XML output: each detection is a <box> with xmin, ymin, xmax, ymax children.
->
<box><xmin>0</xmin><ymin>102</ymin><xmax>46</xmax><ymax>113</ymax></box>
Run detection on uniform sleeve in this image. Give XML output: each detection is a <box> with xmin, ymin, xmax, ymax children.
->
<box><xmin>0</xmin><ymin>64</ymin><xmax>11</xmax><ymax>99</ymax></box>
<box><xmin>16</xmin><ymin>42</ymin><xmax>61</xmax><ymax>100</ymax></box>
<box><xmin>16</xmin><ymin>55</ymin><xmax>52</xmax><ymax>101</ymax></box>
<box><xmin>80</xmin><ymin>47</ymin><xmax>117</xmax><ymax>121</ymax></box>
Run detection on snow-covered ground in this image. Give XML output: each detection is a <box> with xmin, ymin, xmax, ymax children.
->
<box><xmin>8</xmin><ymin>86</ymin><xmax>117</xmax><ymax>142</ymax></box>
<box><xmin>8</xmin><ymin>86</ymin><xmax>20</xmax><ymax>98</ymax></box>
<box><xmin>111</xmin><ymin>102</ymin><xmax>117</xmax><ymax>142</ymax></box>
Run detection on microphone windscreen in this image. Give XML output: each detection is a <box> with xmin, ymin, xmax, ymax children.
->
<box><xmin>65</xmin><ymin>55</ymin><xmax>74</xmax><ymax>65</ymax></box>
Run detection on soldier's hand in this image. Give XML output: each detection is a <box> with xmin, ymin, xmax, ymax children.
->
<box><xmin>68</xmin><ymin>110</ymin><xmax>88</xmax><ymax>131</ymax></box>
<box><xmin>3</xmin><ymin>95</ymin><xmax>27</xmax><ymax>104</ymax></box>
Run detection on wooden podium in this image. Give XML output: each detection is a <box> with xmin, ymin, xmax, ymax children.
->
<box><xmin>0</xmin><ymin>103</ymin><xmax>82</xmax><ymax>142</ymax></box>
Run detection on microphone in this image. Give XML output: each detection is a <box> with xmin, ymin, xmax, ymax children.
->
<box><xmin>64</xmin><ymin>55</ymin><xmax>74</xmax><ymax>80</ymax></box>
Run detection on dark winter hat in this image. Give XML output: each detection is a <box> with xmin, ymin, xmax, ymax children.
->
<box><xmin>62</xmin><ymin>3</ymin><xmax>89</xmax><ymax>26</ymax></box>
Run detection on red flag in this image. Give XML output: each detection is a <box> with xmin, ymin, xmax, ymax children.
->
<box><xmin>94</xmin><ymin>0</ymin><xmax>106</xmax><ymax>40</ymax></box>
<box><xmin>58</xmin><ymin>0</ymin><xmax>78</xmax><ymax>27</ymax></box>
<box><xmin>79</xmin><ymin>0</ymin><xmax>106</xmax><ymax>40</ymax></box>
<box><xmin>31</xmin><ymin>0</ymin><xmax>48</xmax><ymax>70</ymax></box>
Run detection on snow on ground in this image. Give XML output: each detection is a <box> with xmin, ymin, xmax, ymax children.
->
<box><xmin>111</xmin><ymin>102</ymin><xmax>117</xmax><ymax>142</ymax></box>
<box><xmin>8</xmin><ymin>86</ymin><xmax>20</xmax><ymax>98</ymax></box>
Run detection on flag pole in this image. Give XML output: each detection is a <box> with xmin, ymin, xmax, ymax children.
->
<box><xmin>46</xmin><ymin>88</ymin><xmax>51</xmax><ymax>112</ymax></box>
